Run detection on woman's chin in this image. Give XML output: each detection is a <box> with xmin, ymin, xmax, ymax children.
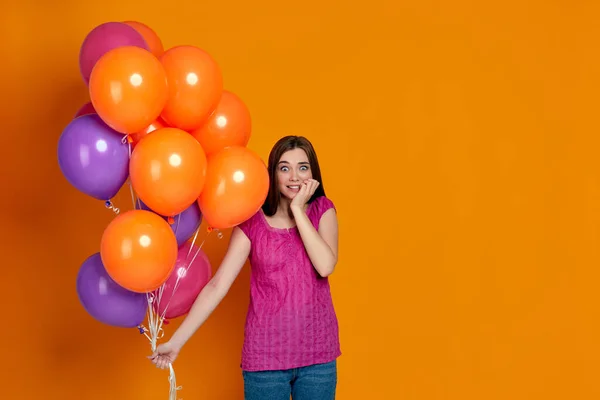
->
<box><xmin>280</xmin><ymin>191</ymin><xmax>297</xmax><ymax>200</ymax></box>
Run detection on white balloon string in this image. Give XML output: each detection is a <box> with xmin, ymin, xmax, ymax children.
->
<box><xmin>186</xmin><ymin>227</ymin><xmax>201</xmax><ymax>259</ymax></box>
<box><xmin>168</xmin><ymin>363</ymin><xmax>182</xmax><ymax>400</ymax></box>
<box><xmin>138</xmin><ymin>295</ymin><xmax>181</xmax><ymax>399</ymax></box>
<box><xmin>137</xmin><ymin>228</ymin><xmax>211</xmax><ymax>399</ymax></box>
<box><xmin>126</xmin><ymin>140</ymin><xmax>143</xmax><ymax>211</ymax></box>
<box><xmin>125</xmin><ymin>135</ymin><xmax>182</xmax><ymax>398</ymax></box>
<box><xmin>128</xmin><ymin>181</ymin><xmax>137</xmax><ymax>210</ymax></box>
<box><xmin>158</xmin><ymin>229</ymin><xmax>212</xmax><ymax>321</ymax></box>
<box><xmin>172</xmin><ymin>213</ymin><xmax>181</xmax><ymax>239</ymax></box>
<box><xmin>159</xmin><ymin>228</ymin><xmax>215</xmax><ymax>399</ymax></box>
<box><xmin>144</xmin><ymin>293</ymin><xmax>163</xmax><ymax>352</ymax></box>
<box><xmin>104</xmin><ymin>200</ymin><xmax>120</xmax><ymax>214</ymax></box>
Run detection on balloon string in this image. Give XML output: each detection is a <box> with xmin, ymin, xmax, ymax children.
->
<box><xmin>138</xmin><ymin>295</ymin><xmax>182</xmax><ymax>399</ymax></box>
<box><xmin>172</xmin><ymin>213</ymin><xmax>181</xmax><ymax>240</ymax></box>
<box><xmin>158</xmin><ymin>229</ymin><xmax>212</xmax><ymax>321</ymax></box>
<box><xmin>143</xmin><ymin>293</ymin><xmax>164</xmax><ymax>351</ymax></box>
<box><xmin>155</xmin><ymin>228</ymin><xmax>213</xmax><ymax>400</ymax></box>
<box><xmin>161</xmin><ymin>227</ymin><xmax>217</xmax><ymax>320</ymax></box>
<box><xmin>104</xmin><ymin>200</ymin><xmax>120</xmax><ymax>214</ymax></box>
<box><xmin>126</xmin><ymin>141</ymin><xmax>143</xmax><ymax>211</ymax></box>
<box><xmin>168</xmin><ymin>364</ymin><xmax>182</xmax><ymax>400</ymax></box>
<box><xmin>128</xmin><ymin>181</ymin><xmax>137</xmax><ymax>210</ymax></box>
<box><xmin>137</xmin><ymin>228</ymin><xmax>214</xmax><ymax>399</ymax></box>
<box><xmin>124</xmin><ymin>135</ymin><xmax>182</xmax><ymax>399</ymax></box>
<box><xmin>186</xmin><ymin>228</ymin><xmax>201</xmax><ymax>260</ymax></box>
<box><xmin>123</xmin><ymin>134</ymin><xmax>133</xmax><ymax>150</ymax></box>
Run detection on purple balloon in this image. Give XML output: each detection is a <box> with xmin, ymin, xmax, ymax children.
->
<box><xmin>57</xmin><ymin>114</ymin><xmax>129</xmax><ymax>200</ymax></box>
<box><xmin>136</xmin><ymin>200</ymin><xmax>202</xmax><ymax>247</ymax></box>
<box><xmin>79</xmin><ymin>22</ymin><xmax>149</xmax><ymax>84</ymax></box>
<box><xmin>76</xmin><ymin>253</ymin><xmax>147</xmax><ymax>328</ymax></box>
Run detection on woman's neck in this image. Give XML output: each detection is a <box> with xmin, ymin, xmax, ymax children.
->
<box><xmin>276</xmin><ymin>197</ymin><xmax>309</xmax><ymax>219</ymax></box>
<box><xmin>276</xmin><ymin>197</ymin><xmax>292</xmax><ymax>218</ymax></box>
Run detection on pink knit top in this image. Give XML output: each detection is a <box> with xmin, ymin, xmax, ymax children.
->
<box><xmin>237</xmin><ymin>196</ymin><xmax>341</xmax><ymax>371</ymax></box>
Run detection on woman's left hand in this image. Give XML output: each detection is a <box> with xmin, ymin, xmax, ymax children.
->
<box><xmin>291</xmin><ymin>179</ymin><xmax>320</xmax><ymax>210</ymax></box>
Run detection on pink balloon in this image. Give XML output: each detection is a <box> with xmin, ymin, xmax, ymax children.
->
<box><xmin>74</xmin><ymin>102</ymin><xmax>96</xmax><ymax>118</ymax></box>
<box><xmin>79</xmin><ymin>22</ymin><xmax>149</xmax><ymax>84</ymax></box>
<box><xmin>153</xmin><ymin>242</ymin><xmax>212</xmax><ymax>319</ymax></box>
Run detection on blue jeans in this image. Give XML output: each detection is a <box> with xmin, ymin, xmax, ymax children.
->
<box><xmin>242</xmin><ymin>360</ymin><xmax>337</xmax><ymax>400</ymax></box>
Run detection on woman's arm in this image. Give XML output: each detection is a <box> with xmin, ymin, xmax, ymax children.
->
<box><xmin>291</xmin><ymin>180</ymin><xmax>339</xmax><ymax>277</ymax></box>
<box><xmin>168</xmin><ymin>226</ymin><xmax>251</xmax><ymax>349</ymax></box>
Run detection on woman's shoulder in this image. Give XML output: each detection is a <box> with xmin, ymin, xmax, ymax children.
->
<box><xmin>313</xmin><ymin>195</ymin><xmax>336</xmax><ymax>208</ymax></box>
<box><xmin>308</xmin><ymin>195</ymin><xmax>337</xmax><ymax>219</ymax></box>
<box><xmin>236</xmin><ymin>208</ymin><xmax>264</xmax><ymax>238</ymax></box>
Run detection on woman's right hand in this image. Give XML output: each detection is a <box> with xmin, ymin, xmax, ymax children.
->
<box><xmin>148</xmin><ymin>341</ymin><xmax>181</xmax><ymax>370</ymax></box>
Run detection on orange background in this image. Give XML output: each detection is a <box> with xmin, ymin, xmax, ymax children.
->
<box><xmin>3</xmin><ymin>0</ymin><xmax>600</xmax><ymax>399</ymax></box>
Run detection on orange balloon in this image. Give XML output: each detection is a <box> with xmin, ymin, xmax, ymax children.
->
<box><xmin>100</xmin><ymin>210</ymin><xmax>178</xmax><ymax>293</ymax></box>
<box><xmin>191</xmin><ymin>90</ymin><xmax>252</xmax><ymax>157</ymax></box>
<box><xmin>160</xmin><ymin>45</ymin><xmax>223</xmax><ymax>131</ymax></box>
<box><xmin>130</xmin><ymin>118</ymin><xmax>166</xmax><ymax>149</ymax></box>
<box><xmin>130</xmin><ymin>127</ymin><xmax>207</xmax><ymax>216</ymax></box>
<box><xmin>123</xmin><ymin>21</ymin><xmax>164</xmax><ymax>58</ymax></box>
<box><xmin>198</xmin><ymin>146</ymin><xmax>269</xmax><ymax>229</ymax></box>
<box><xmin>89</xmin><ymin>46</ymin><xmax>168</xmax><ymax>134</ymax></box>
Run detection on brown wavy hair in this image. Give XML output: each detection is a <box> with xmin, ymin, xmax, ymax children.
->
<box><xmin>262</xmin><ymin>136</ymin><xmax>326</xmax><ymax>217</ymax></box>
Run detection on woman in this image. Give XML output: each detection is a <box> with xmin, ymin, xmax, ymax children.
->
<box><xmin>150</xmin><ymin>135</ymin><xmax>341</xmax><ymax>399</ymax></box>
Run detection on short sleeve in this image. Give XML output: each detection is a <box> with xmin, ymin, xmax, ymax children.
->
<box><xmin>237</xmin><ymin>211</ymin><xmax>259</xmax><ymax>241</ymax></box>
<box><xmin>309</xmin><ymin>196</ymin><xmax>336</xmax><ymax>228</ymax></box>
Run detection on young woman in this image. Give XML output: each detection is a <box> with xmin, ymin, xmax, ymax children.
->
<box><xmin>150</xmin><ymin>135</ymin><xmax>341</xmax><ymax>399</ymax></box>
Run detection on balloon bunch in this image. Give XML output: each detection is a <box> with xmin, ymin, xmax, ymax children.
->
<box><xmin>58</xmin><ymin>21</ymin><xmax>270</xmax><ymax>399</ymax></box>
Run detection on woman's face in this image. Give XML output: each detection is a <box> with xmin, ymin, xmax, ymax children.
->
<box><xmin>277</xmin><ymin>148</ymin><xmax>313</xmax><ymax>200</ymax></box>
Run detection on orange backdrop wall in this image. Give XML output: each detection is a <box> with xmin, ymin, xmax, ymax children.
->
<box><xmin>3</xmin><ymin>0</ymin><xmax>600</xmax><ymax>398</ymax></box>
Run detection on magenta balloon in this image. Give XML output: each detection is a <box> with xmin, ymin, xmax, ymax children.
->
<box><xmin>74</xmin><ymin>102</ymin><xmax>96</xmax><ymax>118</ymax></box>
<box><xmin>153</xmin><ymin>242</ymin><xmax>212</xmax><ymax>319</ymax></box>
<box><xmin>79</xmin><ymin>22</ymin><xmax>149</xmax><ymax>84</ymax></box>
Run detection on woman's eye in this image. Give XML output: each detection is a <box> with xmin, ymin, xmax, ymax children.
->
<box><xmin>300</xmin><ymin>166</ymin><xmax>309</xmax><ymax>171</ymax></box>
<box><xmin>280</xmin><ymin>167</ymin><xmax>289</xmax><ymax>172</ymax></box>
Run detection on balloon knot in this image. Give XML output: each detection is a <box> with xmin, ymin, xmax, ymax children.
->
<box><xmin>207</xmin><ymin>226</ymin><xmax>214</xmax><ymax>233</ymax></box>
<box><xmin>163</xmin><ymin>319</ymin><xmax>170</xmax><ymax>325</ymax></box>
<box><xmin>126</xmin><ymin>134</ymin><xmax>133</xmax><ymax>144</ymax></box>
<box><xmin>105</xmin><ymin>200</ymin><xmax>120</xmax><ymax>214</ymax></box>
<box><xmin>137</xmin><ymin>325</ymin><xmax>146</xmax><ymax>334</ymax></box>
<box><xmin>167</xmin><ymin>216</ymin><xmax>175</xmax><ymax>225</ymax></box>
